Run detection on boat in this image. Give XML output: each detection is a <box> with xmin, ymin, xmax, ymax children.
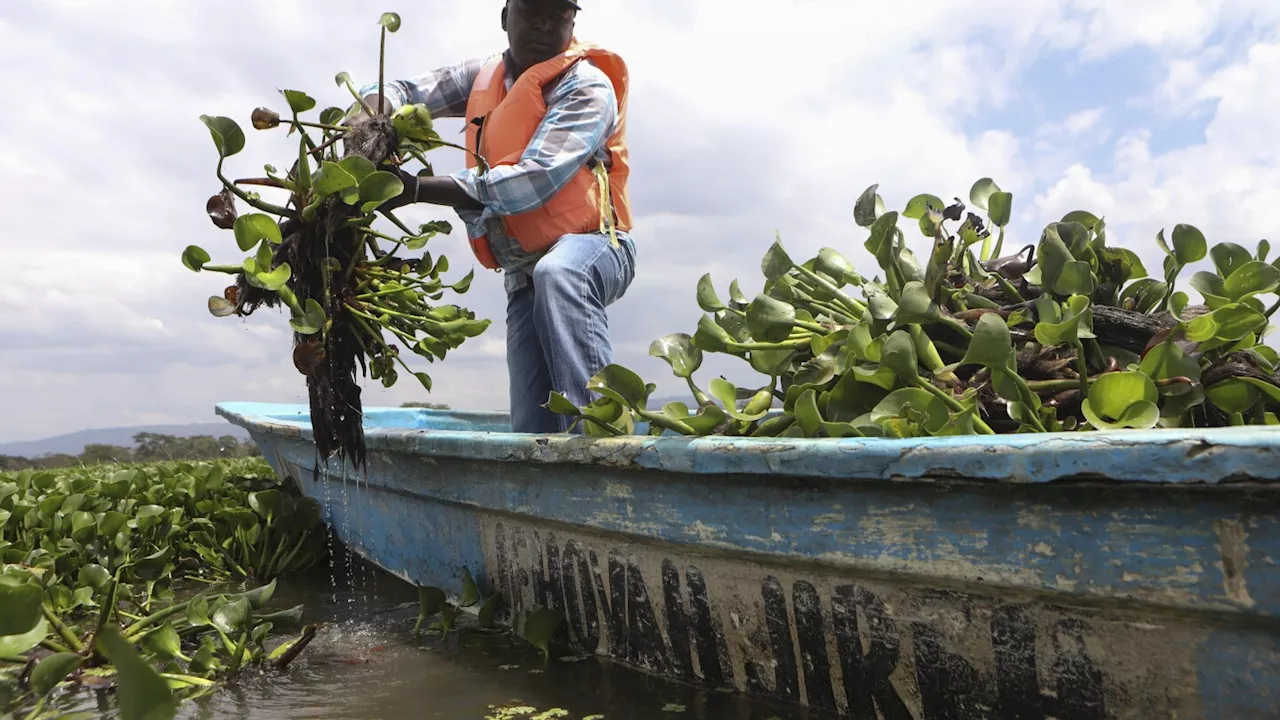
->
<box><xmin>216</xmin><ymin>400</ymin><xmax>1280</xmax><ymax>719</ymax></box>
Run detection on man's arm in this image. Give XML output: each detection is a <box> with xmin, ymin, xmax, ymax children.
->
<box><xmin>385</xmin><ymin>62</ymin><xmax>619</xmax><ymax>216</ymax></box>
<box><xmin>355</xmin><ymin>57</ymin><xmax>486</xmax><ymax>119</ymax></box>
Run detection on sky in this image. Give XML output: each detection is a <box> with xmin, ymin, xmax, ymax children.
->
<box><xmin>2</xmin><ymin>1</ymin><xmax>1280</xmax><ymax>442</ymax></box>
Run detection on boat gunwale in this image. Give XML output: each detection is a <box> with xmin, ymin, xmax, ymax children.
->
<box><xmin>215</xmin><ymin>401</ymin><xmax>1280</xmax><ymax>486</ymax></box>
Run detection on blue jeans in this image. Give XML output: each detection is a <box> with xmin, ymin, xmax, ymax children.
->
<box><xmin>506</xmin><ymin>232</ymin><xmax>637</xmax><ymax>433</ymax></box>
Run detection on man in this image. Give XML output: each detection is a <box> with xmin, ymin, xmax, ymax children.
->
<box><xmin>352</xmin><ymin>0</ymin><xmax>637</xmax><ymax>434</ymax></box>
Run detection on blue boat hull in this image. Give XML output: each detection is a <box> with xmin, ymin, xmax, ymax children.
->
<box><xmin>216</xmin><ymin>401</ymin><xmax>1280</xmax><ymax>719</ymax></box>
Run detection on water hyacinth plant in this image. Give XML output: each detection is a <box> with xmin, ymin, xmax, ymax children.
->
<box><xmin>549</xmin><ymin>179</ymin><xmax>1280</xmax><ymax>438</ymax></box>
<box><xmin>0</xmin><ymin>459</ymin><xmax>321</xmax><ymax>718</ymax></box>
<box><xmin>184</xmin><ymin>12</ymin><xmax>490</xmax><ymax>470</ymax></box>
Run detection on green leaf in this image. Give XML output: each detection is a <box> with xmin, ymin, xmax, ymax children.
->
<box><xmin>31</xmin><ymin>652</ymin><xmax>84</xmax><ymax>695</ymax></box>
<box><xmin>904</xmin><ymin>194</ymin><xmax>944</xmax><ymax>220</ymax></box>
<box><xmin>281</xmin><ymin>90</ymin><xmax>316</xmax><ymax>114</ymax></box>
<box><xmin>869</xmin><ymin>388</ymin><xmax>948</xmax><ymax>434</ymax></box>
<box><xmin>588</xmin><ymin>365</ymin><xmax>650</xmax><ymax>409</ymax></box>
<box><xmin>960</xmin><ymin>314</ymin><xmax>1013</xmax><ymax>370</ymax></box>
<box><xmin>79</xmin><ymin>563</ymin><xmax>111</xmax><ymax>590</ymax></box>
<box><xmin>1211</xmin><ymin>242</ymin><xmax>1253</xmax><ymax>279</ymax></box>
<box><xmin>709</xmin><ymin>379</ymin><xmax>770</xmax><ymax>422</ymax></box>
<box><xmin>320</xmin><ymin>107</ymin><xmax>345</xmax><ymax>126</ymax></box>
<box><xmin>140</xmin><ymin>622</ymin><xmax>184</xmax><ymax>662</ymax></box>
<box><xmin>313</xmin><ymin>161</ymin><xmax>358</xmax><ymax>199</ymax></box>
<box><xmin>459</xmin><ymin>568</ymin><xmax>480</xmax><ymax>608</ymax></box>
<box><xmin>1211</xmin><ymin>304</ymin><xmax>1267</xmax><ymax>341</ymax></box>
<box><xmin>853</xmin><ymin>184</ymin><xmax>885</xmax><ymax>227</ymax></box>
<box><xmin>233</xmin><ymin>214</ymin><xmax>283</xmax><ymax>252</ymax></box>
<box><xmin>1082</xmin><ymin>371</ymin><xmax>1160</xmax><ymax>430</ymax></box>
<box><xmin>181</xmin><ymin>245</ymin><xmax>211</xmax><ymax>272</ymax></box>
<box><xmin>793</xmin><ymin>388</ymin><xmax>823</xmax><ymax>436</ymax></box>
<box><xmin>648</xmin><ymin>334</ymin><xmax>702</xmax><ymax>378</ymax></box>
<box><xmin>969</xmin><ymin>178</ymin><xmax>1002</xmax><ymax>211</ymax></box>
<box><xmin>1206</xmin><ymin>379</ymin><xmax>1259</xmax><ymax>414</ymax></box>
<box><xmin>212</xmin><ymin>597</ymin><xmax>251</xmax><ymax>635</ymax></box>
<box><xmin>0</xmin><ymin>579</ymin><xmax>43</xmax><ymax>635</ymax></box>
<box><xmin>987</xmin><ymin>192</ymin><xmax>1013</xmax><ymax>227</ymax></box>
<box><xmin>0</xmin><ymin>618</ymin><xmax>47</xmax><ymax>656</ymax></box>
<box><xmin>338</xmin><ymin>156</ymin><xmax>377</xmax><ymax>183</ymax></box>
<box><xmin>894</xmin><ymin>282</ymin><xmax>941</xmax><ymax>324</ymax></box>
<box><xmin>1121</xmin><ymin>278</ymin><xmax>1169</xmax><ymax>313</ymax></box>
<box><xmin>1172</xmin><ymin>224</ymin><xmax>1207</xmax><ymax>264</ymax></box>
<box><xmin>289</xmin><ymin>298</ymin><xmax>327</xmax><ymax>335</ymax></box>
<box><xmin>520</xmin><ymin>608</ymin><xmax>563</xmax><ymax>658</ymax></box>
<box><xmin>254</xmin><ymin>262</ymin><xmax>291</xmax><ymax>291</ymax></box>
<box><xmin>96</xmin><ymin>627</ymin><xmax>178</xmax><ymax>720</ymax></box>
<box><xmin>1061</xmin><ymin>210</ymin><xmax>1100</xmax><ymax>230</ymax></box>
<box><xmin>696</xmin><ymin>274</ymin><xmax>725</xmax><ymax>312</ymax></box>
<box><xmin>1223</xmin><ymin>261</ymin><xmax>1280</xmax><ymax>300</ymax></box>
<box><xmin>748</xmin><ymin>348</ymin><xmax>795</xmax><ymax>377</ymax></box>
<box><xmin>815</xmin><ymin>248</ymin><xmax>860</xmax><ymax>285</ymax></box>
<box><xmin>1034</xmin><ymin>295</ymin><xmax>1093</xmax><ymax>346</ymax></box>
<box><xmin>745</xmin><ymin>294</ymin><xmax>796</xmax><ymax>343</ymax></box>
<box><xmin>864</xmin><ymin>212</ymin><xmax>900</xmax><ymax>273</ymax></box>
<box><xmin>199</xmin><ymin>115</ymin><xmax>245</xmax><ymax>158</ymax></box>
<box><xmin>1139</xmin><ymin>339</ymin><xmax>1202</xmax><ymax>383</ymax></box>
<box><xmin>693</xmin><ymin>315</ymin><xmax>736</xmax><ymax>353</ymax></box>
<box><xmin>358</xmin><ymin>171</ymin><xmax>405</xmax><ymax>213</ymax></box>
<box><xmin>379</xmin><ymin>12</ymin><xmax>402</xmax><ymax>31</ymax></box>
<box><xmin>881</xmin><ymin>330</ymin><xmax>920</xmax><ymax>385</ymax></box>
<box><xmin>249</xmin><ymin>489</ymin><xmax>285</xmax><ymax>522</ymax></box>
<box><xmin>760</xmin><ymin>240</ymin><xmax>794</xmax><ymax>281</ymax></box>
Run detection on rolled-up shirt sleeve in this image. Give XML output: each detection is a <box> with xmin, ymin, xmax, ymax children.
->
<box><xmin>449</xmin><ymin>61</ymin><xmax>618</xmax><ymax>220</ymax></box>
<box><xmin>356</xmin><ymin>57</ymin><xmax>486</xmax><ymax>119</ymax></box>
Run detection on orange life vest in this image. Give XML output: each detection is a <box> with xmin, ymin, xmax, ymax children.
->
<box><xmin>462</xmin><ymin>40</ymin><xmax>633</xmax><ymax>270</ymax></box>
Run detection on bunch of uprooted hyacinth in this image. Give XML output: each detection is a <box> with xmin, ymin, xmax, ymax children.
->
<box><xmin>549</xmin><ymin>179</ymin><xmax>1280</xmax><ymax>438</ymax></box>
<box><xmin>182</xmin><ymin>12</ymin><xmax>490</xmax><ymax>470</ymax></box>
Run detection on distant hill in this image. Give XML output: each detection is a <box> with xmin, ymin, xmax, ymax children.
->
<box><xmin>0</xmin><ymin>423</ymin><xmax>249</xmax><ymax>459</ymax></box>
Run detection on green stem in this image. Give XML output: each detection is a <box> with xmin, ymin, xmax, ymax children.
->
<box><xmin>350</xmin><ymin>302</ymin><xmax>425</xmax><ymax>326</ymax></box>
<box><xmin>217</xmin><ymin>163</ymin><xmax>295</xmax><ymax>219</ymax></box>
<box><xmin>1070</xmin><ymin>339</ymin><xmax>1090</xmax><ymax>401</ymax></box>
<box><xmin>686</xmin><ymin>377</ymin><xmax>712</xmax><ymax>407</ymax></box>
<box><xmin>200</xmin><ymin>265</ymin><xmax>244</xmax><ymax>275</ymax></box>
<box><xmin>941</xmin><ymin>316</ymin><xmax>974</xmax><ymax>340</ymax></box>
<box><xmin>727</xmin><ymin>338</ymin><xmax>813</xmax><ymax>352</ymax></box>
<box><xmin>276</xmin><ymin>531</ymin><xmax>312</xmax><ymax>576</ymax></box>
<box><xmin>42</xmin><ymin>604</ymin><xmax>84</xmax><ymax>653</ymax></box>
<box><xmin>793</xmin><ymin>265</ymin><xmax>866</xmax><ymax>318</ymax></box>
<box><xmin>379</xmin><ymin>208</ymin><xmax>416</xmax><ymax>237</ymax></box>
<box><xmin>123</xmin><ymin>600</ymin><xmax>191</xmax><ymax>639</ymax></box>
<box><xmin>993</xmin><ymin>273</ymin><xmax>1025</xmax><ymax>303</ymax></box>
<box><xmin>39</xmin><ymin>639</ymin><xmax>72</xmax><ymax>654</ymax></box>
<box><xmin>378</xmin><ymin>26</ymin><xmax>387</xmax><ymax>119</ymax></box>
<box><xmin>22</xmin><ymin>697</ymin><xmax>45</xmax><ymax>720</ymax></box>
<box><xmin>343</xmin><ymin>78</ymin><xmax>376</xmax><ymax>117</ymax></box>
<box><xmin>295</xmin><ymin>119</ymin><xmax>349</xmax><ymax>133</ymax></box>
<box><xmin>916</xmin><ymin>381</ymin><xmax>995</xmax><ymax>434</ymax></box>
<box><xmin>159</xmin><ymin>673</ymin><xmax>217</xmax><ymax>687</ymax></box>
<box><xmin>1266</xmin><ymin>297</ymin><xmax>1280</xmax><ymax>318</ymax></box>
<box><xmin>990</xmin><ymin>227</ymin><xmax>1005</xmax><ymax>261</ymax></box>
<box><xmin>0</xmin><ymin>654</ymin><xmax>28</xmax><ymax>664</ymax></box>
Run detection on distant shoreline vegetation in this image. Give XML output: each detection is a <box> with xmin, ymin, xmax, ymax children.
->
<box><xmin>0</xmin><ymin>433</ymin><xmax>263</xmax><ymax>471</ymax></box>
<box><xmin>2</xmin><ymin>403</ymin><xmax>450</xmax><ymax>471</ymax></box>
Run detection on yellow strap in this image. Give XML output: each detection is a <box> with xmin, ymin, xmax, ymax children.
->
<box><xmin>594</xmin><ymin>163</ymin><xmax>619</xmax><ymax>249</ymax></box>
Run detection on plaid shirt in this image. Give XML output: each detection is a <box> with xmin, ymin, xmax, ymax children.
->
<box><xmin>359</xmin><ymin>51</ymin><xmax>625</xmax><ymax>292</ymax></box>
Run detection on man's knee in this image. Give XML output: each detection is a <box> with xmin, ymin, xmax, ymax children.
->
<box><xmin>531</xmin><ymin>252</ymin><xmax>588</xmax><ymax>292</ymax></box>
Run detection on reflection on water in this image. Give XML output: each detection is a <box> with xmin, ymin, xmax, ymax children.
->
<box><xmin>116</xmin><ymin>550</ymin><xmax>834</xmax><ymax>720</ymax></box>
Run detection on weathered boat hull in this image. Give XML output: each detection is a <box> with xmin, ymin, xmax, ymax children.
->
<box><xmin>216</xmin><ymin>401</ymin><xmax>1280</xmax><ymax>719</ymax></box>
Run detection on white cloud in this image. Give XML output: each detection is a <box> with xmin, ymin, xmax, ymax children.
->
<box><xmin>2</xmin><ymin>1</ymin><xmax>1280</xmax><ymax>441</ymax></box>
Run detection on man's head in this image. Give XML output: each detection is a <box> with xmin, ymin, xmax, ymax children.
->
<box><xmin>501</xmin><ymin>0</ymin><xmax>578</xmax><ymax>72</ymax></box>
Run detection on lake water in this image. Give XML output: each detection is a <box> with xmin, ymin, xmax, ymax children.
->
<box><xmin>62</xmin><ymin>549</ymin><xmax>838</xmax><ymax>720</ymax></box>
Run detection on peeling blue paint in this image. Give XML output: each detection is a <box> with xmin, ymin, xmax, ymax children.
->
<box><xmin>216</xmin><ymin>401</ymin><xmax>1280</xmax><ymax>718</ymax></box>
